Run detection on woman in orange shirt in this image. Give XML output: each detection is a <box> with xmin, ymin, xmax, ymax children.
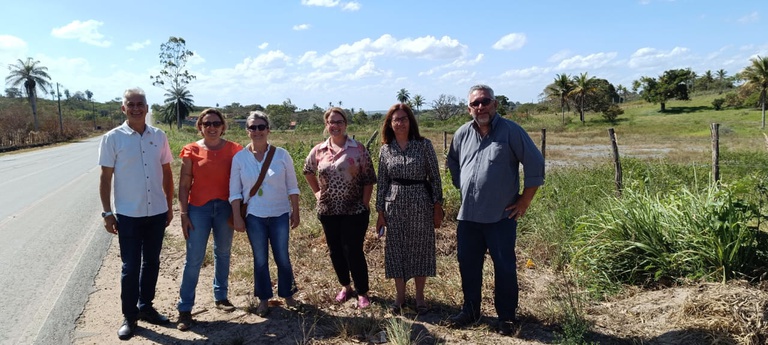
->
<box><xmin>176</xmin><ymin>108</ymin><xmax>243</xmax><ymax>331</ymax></box>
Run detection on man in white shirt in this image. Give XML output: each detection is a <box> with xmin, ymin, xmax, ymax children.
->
<box><xmin>98</xmin><ymin>87</ymin><xmax>174</xmax><ymax>340</ymax></box>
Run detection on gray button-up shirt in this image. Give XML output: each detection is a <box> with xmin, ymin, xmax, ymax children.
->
<box><xmin>447</xmin><ymin>114</ymin><xmax>545</xmax><ymax>223</ymax></box>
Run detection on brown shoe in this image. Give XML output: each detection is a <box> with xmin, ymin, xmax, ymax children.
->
<box><xmin>177</xmin><ymin>311</ymin><xmax>192</xmax><ymax>331</ymax></box>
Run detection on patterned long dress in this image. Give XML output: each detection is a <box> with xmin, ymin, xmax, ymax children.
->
<box><xmin>376</xmin><ymin>138</ymin><xmax>443</xmax><ymax>279</ymax></box>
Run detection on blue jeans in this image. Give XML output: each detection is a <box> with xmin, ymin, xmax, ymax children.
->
<box><xmin>245</xmin><ymin>212</ymin><xmax>297</xmax><ymax>299</ymax></box>
<box><xmin>456</xmin><ymin>217</ymin><xmax>518</xmax><ymax>321</ymax></box>
<box><xmin>116</xmin><ymin>212</ymin><xmax>167</xmax><ymax>319</ymax></box>
<box><xmin>177</xmin><ymin>199</ymin><xmax>234</xmax><ymax>312</ymax></box>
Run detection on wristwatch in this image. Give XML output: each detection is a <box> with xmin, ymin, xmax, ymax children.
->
<box><xmin>101</xmin><ymin>211</ymin><xmax>114</xmax><ymax>218</ymax></box>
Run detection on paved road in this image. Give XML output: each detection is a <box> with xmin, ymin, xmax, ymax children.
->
<box><xmin>0</xmin><ymin>137</ymin><xmax>111</xmax><ymax>345</ymax></box>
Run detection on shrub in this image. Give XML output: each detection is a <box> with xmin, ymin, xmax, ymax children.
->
<box><xmin>712</xmin><ymin>98</ymin><xmax>725</xmax><ymax>110</ymax></box>
<box><xmin>601</xmin><ymin>104</ymin><xmax>624</xmax><ymax>123</ymax></box>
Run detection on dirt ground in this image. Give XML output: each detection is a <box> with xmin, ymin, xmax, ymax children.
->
<box><xmin>72</xmin><ymin>214</ymin><xmax>768</xmax><ymax>345</ymax></box>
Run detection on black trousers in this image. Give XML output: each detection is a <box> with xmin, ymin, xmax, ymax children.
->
<box><xmin>319</xmin><ymin>210</ymin><xmax>370</xmax><ymax>295</ymax></box>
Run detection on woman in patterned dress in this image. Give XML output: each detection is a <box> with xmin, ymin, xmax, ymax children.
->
<box><xmin>375</xmin><ymin>103</ymin><xmax>443</xmax><ymax>314</ymax></box>
<box><xmin>303</xmin><ymin>107</ymin><xmax>377</xmax><ymax>309</ymax></box>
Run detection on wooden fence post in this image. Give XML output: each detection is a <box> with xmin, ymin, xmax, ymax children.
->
<box><xmin>711</xmin><ymin>123</ymin><xmax>720</xmax><ymax>183</ymax></box>
<box><xmin>608</xmin><ymin>128</ymin><xmax>622</xmax><ymax>196</ymax></box>
<box><xmin>540</xmin><ymin>128</ymin><xmax>546</xmax><ymax>160</ymax></box>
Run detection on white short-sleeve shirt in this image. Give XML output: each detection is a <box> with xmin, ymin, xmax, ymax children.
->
<box><xmin>98</xmin><ymin>121</ymin><xmax>173</xmax><ymax>217</ymax></box>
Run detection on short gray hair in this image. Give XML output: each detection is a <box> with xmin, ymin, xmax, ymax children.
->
<box><xmin>123</xmin><ymin>87</ymin><xmax>147</xmax><ymax>104</ymax></box>
<box><xmin>468</xmin><ymin>84</ymin><xmax>495</xmax><ymax>99</ymax></box>
<box><xmin>247</xmin><ymin>110</ymin><xmax>271</xmax><ymax>128</ymax></box>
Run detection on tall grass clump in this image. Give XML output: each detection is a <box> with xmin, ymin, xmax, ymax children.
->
<box><xmin>571</xmin><ymin>181</ymin><xmax>767</xmax><ymax>296</ymax></box>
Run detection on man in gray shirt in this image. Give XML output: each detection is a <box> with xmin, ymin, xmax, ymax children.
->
<box><xmin>446</xmin><ymin>84</ymin><xmax>545</xmax><ymax>336</ymax></box>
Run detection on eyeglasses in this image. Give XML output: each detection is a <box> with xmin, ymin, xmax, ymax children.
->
<box><xmin>327</xmin><ymin>120</ymin><xmax>346</xmax><ymax>126</ymax></box>
<box><xmin>247</xmin><ymin>124</ymin><xmax>269</xmax><ymax>131</ymax></box>
<box><xmin>202</xmin><ymin>121</ymin><xmax>223</xmax><ymax>128</ymax></box>
<box><xmin>392</xmin><ymin>117</ymin><xmax>409</xmax><ymax>124</ymax></box>
<box><xmin>469</xmin><ymin>98</ymin><xmax>494</xmax><ymax>108</ymax></box>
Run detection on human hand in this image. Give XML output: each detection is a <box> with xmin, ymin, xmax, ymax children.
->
<box><xmin>104</xmin><ymin>215</ymin><xmax>118</xmax><ymax>234</ymax></box>
<box><xmin>505</xmin><ymin>198</ymin><xmax>532</xmax><ymax>220</ymax></box>
<box><xmin>433</xmin><ymin>204</ymin><xmax>444</xmax><ymax>228</ymax></box>
<box><xmin>180</xmin><ymin>213</ymin><xmax>193</xmax><ymax>239</ymax></box>
<box><xmin>314</xmin><ymin>190</ymin><xmax>321</xmax><ymax>201</ymax></box>
<box><xmin>375</xmin><ymin>213</ymin><xmax>386</xmax><ymax>238</ymax></box>
<box><xmin>165</xmin><ymin>210</ymin><xmax>174</xmax><ymax>227</ymax></box>
<box><xmin>233</xmin><ymin>216</ymin><xmax>246</xmax><ymax>232</ymax></box>
<box><xmin>290</xmin><ymin>212</ymin><xmax>300</xmax><ymax>229</ymax></box>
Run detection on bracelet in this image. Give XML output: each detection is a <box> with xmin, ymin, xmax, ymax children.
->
<box><xmin>180</xmin><ymin>212</ymin><xmax>188</xmax><ymax>215</ymax></box>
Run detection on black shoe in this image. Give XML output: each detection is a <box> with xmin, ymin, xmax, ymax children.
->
<box><xmin>138</xmin><ymin>307</ymin><xmax>170</xmax><ymax>325</ymax></box>
<box><xmin>497</xmin><ymin>319</ymin><xmax>517</xmax><ymax>336</ymax></box>
<box><xmin>177</xmin><ymin>311</ymin><xmax>193</xmax><ymax>331</ymax></box>
<box><xmin>446</xmin><ymin>312</ymin><xmax>478</xmax><ymax>329</ymax></box>
<box><xmin>117</xmin><ymin>318</ymin><xmax>137</xmax><ymax>340</ymax></box>
<box><xmin>215</xmin><ymin>299</ymin><xmax>237</xmax><ymax>312</ymax></box>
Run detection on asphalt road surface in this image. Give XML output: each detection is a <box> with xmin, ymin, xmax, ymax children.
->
<box><xmin>0</xmin><ymin>137</ymin><xmax>111</xmax><ymax>345</ymax></box>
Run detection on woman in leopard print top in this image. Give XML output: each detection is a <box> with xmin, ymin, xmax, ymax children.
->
<box><xmin>303</xmin><ymin>107</ymin><xmax>377</xmax><ymax>309</ymax></box>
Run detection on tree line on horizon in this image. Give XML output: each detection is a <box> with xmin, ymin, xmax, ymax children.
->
<box><xmin>4</xmin><ymin>34</ymin><xmax>768</xmax><ymax>135</ymax></box>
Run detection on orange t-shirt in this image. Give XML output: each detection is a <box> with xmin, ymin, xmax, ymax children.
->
<box><xmin>180</xmin><ymin>141</ymin><xmax>243</xmax><ymax>207</ymax></box>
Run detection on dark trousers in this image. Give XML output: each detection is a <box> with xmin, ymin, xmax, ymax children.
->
<box><xmin>116</xmin><ymin>212</ymin><xmax>167</xmax><ymax>320</ymax></box>
<box><xmin>456</xmin><ymin>217</ymin><xmax>518</xmax><ymax>321</ymax></box>
<box><xmin>319</xmin><ymin>210</ymin><xmax>370</xmax><ymax>295</ymax></box>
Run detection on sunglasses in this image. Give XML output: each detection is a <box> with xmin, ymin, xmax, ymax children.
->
<box><xmin>202</xmin><ymin>121</ymin><xmax>223</xmax><ymax>128</ymax></box>
<box><xmin>247</xmin><ymin>124</ymin><xmax>269</xmax><ymax>131</ymax></box>
<box><xmin>469</xmin><ymin>98</ymin><xmax>494</xmax><ymax>108</ymax></box>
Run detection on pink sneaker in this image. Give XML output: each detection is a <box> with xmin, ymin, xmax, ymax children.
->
<box><xmin>357</xmin><ymin>295</ymin><xmax>370</xmax><ymax>309</ymax></box>
<box><xmin>335</xmin><ymin>288</ymin><xmax>351</xmax><ymax>303</ymax></box>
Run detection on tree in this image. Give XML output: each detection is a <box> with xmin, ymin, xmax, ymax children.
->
<box><xmin>412</xmin><ymin>94</ymin><xmax>424</xmax><ymax>112</ymax></box>
<box><xmin>616</xmin><ymin>84</ymin><xmax>629</xmax><ymax>103</ymax></box>
<box><xmin>716</xmin><ymin>69</ymin><xmax>727</xmax><ymax>94</ymax></box>
<box><xmin>431</xmin><ymin>94</ymin><xmax>462</xmax><ymax>120</ymax></box>
<box><xmin>85</xmin><ymin>90</ymin><xmax>95</xmax><ymax>126</ymax></box>
<box><xmin>151</xmin><ymin>36</ymin><xmax>196</xmax><ymax>129</ymax></box>
<box><xmin>739</xmin><ymin>55</ymin><xmax>768</xmax><ymax>128</ymax></box>
<box><xmin>5</xmin><ymin>87</ymin><xmax>22</xmax><ymax>98</ymax></box>
<box><xmin>161</xmin><ymin>86</ymin><xmax>195</xmax><ymax>128</ymax></box>
<box><xmin>568</xmin><ymin>72</ymin><xmax>596</xmax><ymax>124</ymax></box>
<box><xmin>495</xmin><ymin>95</ymin><xmax>511</xmax><ymax>116</ymax></box>
<box><xmin>634</xmin><ymin>68</ymin><xmax>692</xmax><ymax>112</ymax></box>
<box><xmin>64</xmin><ymin>89</ymin><xmax>71</xmax><ymax>100</ymax></box>
<box><xmin>5</xmin><ymin>58</ymin><xmax>52</xmax><ymax>131</ymax></box>
<box><xmin>396</xmin><ymin>88</ymin><xmax>410</xmax><ymax>104</ymax></box>
<box><xmin>546</xmin><ymin>73</ymin><xmax>573</xmax><ymax>124</ymax></box>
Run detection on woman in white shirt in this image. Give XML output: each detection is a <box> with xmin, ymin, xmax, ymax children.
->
<box><xmin>229</xmin><ymin>111</ymin><xmax>300</xmax><ymax>316</ymax></box>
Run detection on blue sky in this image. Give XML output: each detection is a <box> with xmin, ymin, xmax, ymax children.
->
<box><xmin>1</xmin><ymin>0</ymin><xmax>766</xmax><ymax>112</ymax></box>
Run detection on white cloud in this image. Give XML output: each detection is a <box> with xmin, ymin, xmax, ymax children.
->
<box><xmin>188</xmin><ymin>51</ymin><xmax>206</xmax><ymax>66</ymax></box>
<box><xmin>500</xmin><ymin>66</ymin><xmax>550</xmax><ymax>79</ymax></box>
<box><xmin>302</xmin><ymin>0</ymin><xmax>360</xmax><ymax>11</ymax></box>
<box><xmin>557</xmin><ymin>52</ymin><xmax>618</xmax><ymax>70</ymax></box>
<box><xmin>492</xmin><ymin>33</ymin><xmax>526</xmax><ymax>51</ymax></box>
<box><xmin>419</xmin><ymin>54</ymin><xmax>483</xmax><ymax>77</ymax></box>
<box><xmin>301</xmin><ymin>0</ymin><xmax>339</xmax><ymax>6</ymax></box>
<box><xmin>628</xmin><ymin>46</ymin><xmax>690</xmax><ymax>69</ymax></box>
<box><xmin>258</xmin><ymin>42</ymin><xmax>269</xmax><ymax>49</ymax></box>
<box><xmin>51</xmin><ymin>20</ymin><xmax>111</xmax><ymax>47</ymax></box>
<box><xmin>0</xmin><ymin>35</ymin><xmax>28</xmax><ymax>66</ymax></box>
<box><xmin>293</xmin><ymin>24</ymin><xmax>310</xmax><ymax>31</ymax></box>
<box><xmin>548</xmin><ymin>50</ymin><xmax>572</xmax><ymax>63</ymax></box>
<box><xmin>342</xmin><ymin>2</ymin><xmax>361</xmax><ymax>11</ymax></box>
<box><xmin>126</xmin><ymin>39</ymin><xmax>151</xmax><ymax>51</ymax></box>
<box><xmin>738</xmin><ymin>11</ymin><xmax>759</xmax><ymax>24</ymax></box>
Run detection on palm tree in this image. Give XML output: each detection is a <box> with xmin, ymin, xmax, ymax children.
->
<box><xmin>616</xmin><ymin>84</ymin><xmax>628</xmax><ymax>103</ymax></box>
<box><xmin>740</xmin><ymin>55</ymin><xmax>768</xmax><ymax>129</ymax></box>
<box><xmin>546</xmin><ymin>73</ymin><xmax>573</xmax><ymax>125</ymax></box>
<box><xmin>412</xmin><ymin>94</ymin><xmax>424</xmax><ymax>113</ymax></box>
<box><xmin>716</xmin><ymin>69</ymin><xmax>727</xmax><ymax>94</ymax></box>
<box><xmin>5</xmin><ymin>58</ymin><xmax>52</xmax><ymax>131</ymax></box>
<box><xmin>569</xmin><ymin>72</ymin><xmax>596</xmax><ymax>125</ymax></box>
<box><xmin>396</xmin><ymin>88</ymin><xmax>410</xmax><ymax>104</ymax></box>
<box><xmin>703</xmin><ymin>70</ymin><xmax>715</xmax><ymax>91</ymax></box>
<box><xmin>163</xmin><ymin>85</ymin><xmax>195</xmax><ymax>129</ymax></box>
<box><xmin>85</xmin><ymin>90</ymin><xmax>95</xmax><ymax>127</ymax></box>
